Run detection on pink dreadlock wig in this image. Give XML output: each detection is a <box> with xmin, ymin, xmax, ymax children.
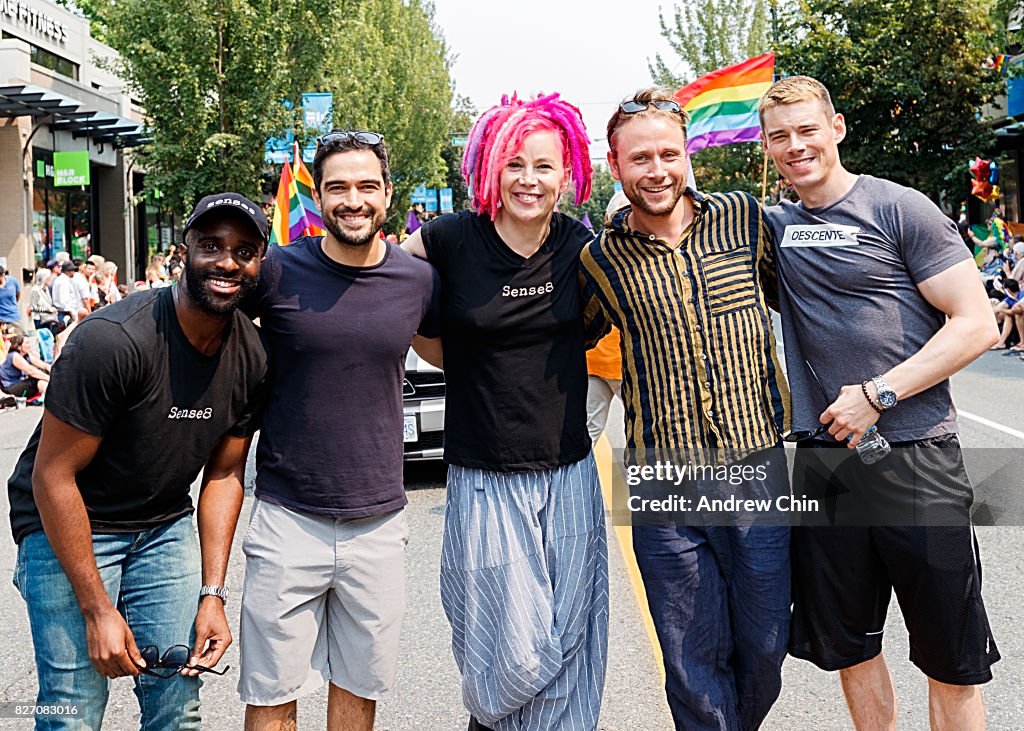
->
<box><xmin>461</xmin><ymin>92</ymin><xmax>592</xmax><ymax>221</ymax></box>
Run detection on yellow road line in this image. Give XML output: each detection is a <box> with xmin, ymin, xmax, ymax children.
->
<box><xmin>594</xmin><ymin>435</ymin><xmax>665</xmax><ymax>680</ymax></box>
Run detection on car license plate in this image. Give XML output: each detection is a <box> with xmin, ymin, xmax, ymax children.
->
<box><xmin>403</xmin><ymin>415</ymin><xmax>418</xmax><ymax>443</ymax></box>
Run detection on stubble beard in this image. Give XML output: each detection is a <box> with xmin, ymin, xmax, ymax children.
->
<box><xmin>183</xmin><ymin>260</ymin><xmax>257</xmax><ymax>316</ymax></box>
<box><xmin>324</xmin><ymin>207</ymin><xmax>386</xmax><ymax>249</ymax></box>
<box><xmin>628</xmin><ymin>177</ymin><xmax>688</xmax><ymax>219</ymax></box>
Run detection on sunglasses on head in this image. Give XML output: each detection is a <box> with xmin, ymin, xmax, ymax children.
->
<box><xmin>138</xmin><ymin>644</ymin><xmax>228</xmax><ymax>679</ymax></box>
<box><xmin>619</xmin><ymin>99</ymin><xmax>682</xmax><ymax>114</ymax></box>
<box><xmin>316</xmin><ymin>131</ymin><xmax>384</xmax><ymax>147</ymax></box>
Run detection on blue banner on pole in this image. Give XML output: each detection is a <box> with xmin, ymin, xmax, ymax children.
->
<box><xmin>411</xmin><ymin>184</ymin><xmax>428</xmax><ymax>205</ymax></box>
<box><xmin>425</xmin><ymin>188</ymin><xmax>438</xmax><ymax>212</ymax></box>
<box><xmin>265</xmin><ymin>94</ymin><xmax>333</xmax><ymax>164</ymax></box>
<box><xmin>301</xmin><ymin>93</ymin><xmax>333</xmax><ymax>163</ymax></box>
<box><xmin>440</xmin><ymin>188</ymin><xmax>453</xmax><ymax>213</ymax></box>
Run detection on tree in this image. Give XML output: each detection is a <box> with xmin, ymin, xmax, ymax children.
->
<box><xmin>70</xmin><ymin>0</ymin><xmax>454</xmax><ymax>227</ymax></box>
<box><xmin>775</xmin><ymin>0</ymin><xmax>1003</xmax><ymax>203</ymax></box>
<box><xmin>649</xmin><ymin>0</ymin><xmax>770</xmax><ymax>196</ymax></box>
<box><xmin>440</xmin><ymin>95</ymin><xmax>476</xmax><ymax>214</ymax></box>
<box><xmin>324</xmin><ymin>0</ymin><xmax>452</xmax><ymax>232</ymax></box>
<box><xmin>80</xmin><ymin>0</ymin><xmax>343</xmax><ymax>212</ymax></box>
<box><xmin>559</xmin><ymin>165</ymin><xmax>618</xmax><ymax>232</ymax></box>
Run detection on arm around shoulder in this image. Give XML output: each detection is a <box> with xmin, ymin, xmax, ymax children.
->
<box><xmin>412</xmin><ymin>335</ymin><xmax>443</xmax><ymax>369</ymax></box>
<box><xmin>401</xmin><ymin>228</ymin><xmax>428</xmax><ymax>260</ymax></box>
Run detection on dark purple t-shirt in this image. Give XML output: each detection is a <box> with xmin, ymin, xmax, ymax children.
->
<box><xmin>246</xmin><ymin>236</ymin><xmax>440</xmax><ymax>517</ymax></box>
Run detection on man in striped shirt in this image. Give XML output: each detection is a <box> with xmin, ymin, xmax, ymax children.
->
<box><xmin>580</xmin><ymin>87</ymin><xmax>791</xmax><ymax>730</ymax></box>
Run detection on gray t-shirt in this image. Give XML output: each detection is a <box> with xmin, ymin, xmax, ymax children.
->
<box><xmin>764</xmin><ymin>175</ymin><xmax>971</xmax><ymax>442</ymax></box>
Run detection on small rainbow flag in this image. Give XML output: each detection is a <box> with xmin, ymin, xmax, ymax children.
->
<box><xmin>292</xmin><ymin>143</ymin><xmax>324</xmax><ymax>236</ymax></box>
<box><xmin>269</xmin><ymin>155</ymin><xmax>309</xmax><ymax>246</ymax></box>
<box><xmin>269</xmin><ymin>144</ymin><xmax>326</xmax><ymax>245</ymax></box>
<box><xmin>674</xmin><ymin>52</ymin><xmax>775</xmax><ymax>155</ymax></box>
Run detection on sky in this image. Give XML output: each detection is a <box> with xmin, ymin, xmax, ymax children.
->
<box><xmin>430</xmin><ymin>0</ymin><xmax>682</xmax><ymax>161</ymax></box>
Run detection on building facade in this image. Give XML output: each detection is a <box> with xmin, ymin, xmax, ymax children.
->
<box><xmin>0</xmin><ymin>0</ymin><xmax>172</xmax><ymax>298</ymax></box>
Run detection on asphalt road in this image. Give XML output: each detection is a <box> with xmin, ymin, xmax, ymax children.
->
<box><xmin>0</xmin><ymin>348</ymin><xmax>1020</xmax><ymax>729</ymax></box>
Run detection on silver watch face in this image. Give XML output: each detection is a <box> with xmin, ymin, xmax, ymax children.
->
<box><xmin>878</xmin><ymin>390</ymin><xmax>897</xmax><ymax>408</ymax></box>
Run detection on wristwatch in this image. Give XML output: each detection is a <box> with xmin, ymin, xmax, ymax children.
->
<box><xmin>199</xmin><ymin>585</ymin><xmax>229</xmax><ymax>604</ymax></box>
<box><xmin>871</xmin><ymin>375</ymin><xmax>898</xmax><ymax>411</ymax></box>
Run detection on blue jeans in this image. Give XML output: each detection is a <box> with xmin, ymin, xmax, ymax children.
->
<box><xmin>14</xmin><ymin>517</ymin><xmax>202</xmax><ymax>730</ymax></box>
<box><xmin>634</xmin><ymin>524</ymin><xmax>790</xmax><ymax>730</ymax></box>
<box><xmin>632</xmin><ymin>445</ymin><xmax>792</xmax><ymax>731</ymax></box>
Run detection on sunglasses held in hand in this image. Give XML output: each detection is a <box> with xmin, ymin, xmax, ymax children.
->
<box><xmin>138</xmin><ymin>644</ymin><xmax>228</xmax><ymax>678</ymax></box>
<box><xmin>782</xmin><ymin>361</ymin><xmax>833</xmax><ymax>443</ymax></box>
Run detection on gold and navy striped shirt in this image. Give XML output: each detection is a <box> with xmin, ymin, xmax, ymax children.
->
<box><xmin>580</xmin><ymin>189</ymin><xmax>790</xmax><ymax>463</ymax></box>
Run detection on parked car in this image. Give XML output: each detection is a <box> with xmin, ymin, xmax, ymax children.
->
<box><xmin>403</xmin><ymin>349</ymin><xmax>444</xmax><ymax>461</ymax></box>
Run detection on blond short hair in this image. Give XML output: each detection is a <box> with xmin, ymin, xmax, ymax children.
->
<box><xmin>607</xmin><ymin>87</ymin><xmax>690</xmax><ymax>155</ymax></box>
<box><xmin>758</xmin><ymin>75</ymin><xmax>836</xmax><ymax>127</ymax></box>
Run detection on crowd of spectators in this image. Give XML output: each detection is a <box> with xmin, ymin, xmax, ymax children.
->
<box><xmin>0</xmin><ymin>249</ymin><xmax>156</xmax><ymax>408</ymax></box>
<box><xmin>973</xmin><ymin>230</ymin><xmax>1024</xmax><ymax>359</ymax></box>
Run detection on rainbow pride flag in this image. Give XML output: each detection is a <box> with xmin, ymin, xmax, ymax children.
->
<box><xmin>674</xmin><ymin>52</ymin><xmax>775</xmax><ymax>155</ymax></box>
<box><xmin>292</xmin><ymin>143</ymin><xmax>324</xmax><ymax>236</ymax></box>
<box><xmin>269</xmin><ymin>156</ymin><xmax>309</xmax><ymax>246</ymax></box>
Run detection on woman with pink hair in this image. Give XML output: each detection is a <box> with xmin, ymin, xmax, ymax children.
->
<box><xmin>404</xmin><ymin>93</ymin><xmax>607</xmax><ymax>731</ymax></box>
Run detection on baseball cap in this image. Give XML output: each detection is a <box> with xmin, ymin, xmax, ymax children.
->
<box><xmin>184</xmin><ymin>193</ymin><xmax>269</xmax><ymax>243</ymax></box>
<box><xmin>60</xmin><ymin>261</ymin><xmax>76</xmax><ymax>273</ymax></box>
<box><xmin>45</xmin><ymin>258</ymin><xmax>59</xmax><ymax>269</ymax></box>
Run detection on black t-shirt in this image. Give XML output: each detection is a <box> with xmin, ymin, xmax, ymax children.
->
<box><xmin>8</xmin><ymin>288</ymin><xmax>269</xmax><ymax>544</ymax></box>
<box><xmin>421</xmin><ymin>210</ymin><xmax>592</xmax><ymax>471</ymax></box>
<box><xmin>245</xmin><ymin>236</ymin><xmax>440</xmax><ymax>517</ymax></box>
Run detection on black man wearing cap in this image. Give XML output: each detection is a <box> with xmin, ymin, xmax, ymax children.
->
<box><xmin>8</xmin><ymin>192</ymin><xmax>270</xmax><ymax>730</ymax></box>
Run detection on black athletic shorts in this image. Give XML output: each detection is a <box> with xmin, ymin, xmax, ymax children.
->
<box><xmin>788</xmin><ymin>433</ymin><xmax>1001</xmax><ymax>685</ymax></box>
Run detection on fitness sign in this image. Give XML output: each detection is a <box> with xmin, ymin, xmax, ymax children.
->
<box><xmin>0</xmin><ymin>0</ymin><xmax>70</xmax><ymax>45</ymax></box>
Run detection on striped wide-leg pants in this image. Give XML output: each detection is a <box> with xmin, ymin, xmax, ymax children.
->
<box><xmin>440</xmin><ymin>453</ymin><xmax>609</xmax><ymax>731</ymax></box>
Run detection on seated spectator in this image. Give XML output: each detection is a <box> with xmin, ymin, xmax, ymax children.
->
<box><xmin>99</xmin><ymin>261</ymin><xmax>122</xmax><ymax>306</ymax></box>
<box><xmin>1011</xmin><ymin>242</ymin><xmax>1024</xmax><ymax>286</ymax></box>
<box><xmin>29</xmin><ymin>270</ymin><xmax>63</xmax><ymax>335</ymax></box>
<box><xmin>0</xmin><ymin>333</ymin><xmax>49</xmax><ymax>400</ymax></box>
<box><xmin>993</xmin><ymin>278</ymin><xmax>1024</xmax><ymax>349</ymax></box>
<box><xmin>981</xmin><ymin>248</ymin><xmax>1012</xmax><ymax>298</ymax></box>
<box><xmin>145</xmin><ymin>254</ymin><xmax>169</xmax><ymax>288</ymax></box>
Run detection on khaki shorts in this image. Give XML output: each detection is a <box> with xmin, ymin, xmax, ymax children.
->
<box><xmin>237</xmin><ymin>500</ymin><xmax>408</xmax><ymax>705</ymax></box>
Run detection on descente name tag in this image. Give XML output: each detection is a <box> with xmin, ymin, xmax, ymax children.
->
<box><xmin>780</xmin><ymin>224</ymin><xmax>859</xmax><ymax>247</ymax></box>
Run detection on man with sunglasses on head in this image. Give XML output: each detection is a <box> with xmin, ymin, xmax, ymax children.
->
<box><xmin>759</xmin><ymin>76</ymin><xmax>999</xmax><ymax>731</ymax></box>
<box><xmin>238</xmin><ymin>130</ymin><xmax>439</xmax><ymax>731</ymax></box>
<box><xmin>8</xmin><ymin>193</ymin><xmax>270</xmax><ymax>730</ymax></box>
<box><xmin>579</xmin><ymin>88</ymin><xmax>791</xmax><ymax>730</ymax></box>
